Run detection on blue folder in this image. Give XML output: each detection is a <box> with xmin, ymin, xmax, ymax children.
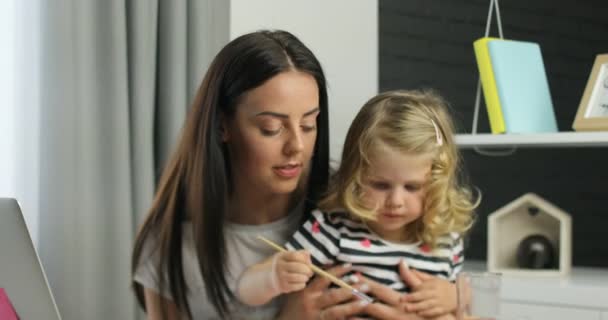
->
<box><xmin>487</xmin><ymin>40</ymin><xmax>558</xmax><ymax>133</ymax></box>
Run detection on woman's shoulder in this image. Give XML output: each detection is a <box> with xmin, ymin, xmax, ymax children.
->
<box><xmin>135</xmin><ymin>222</ymin><xmax>197</xmax><ymax>270</ymax></box>
<box><xmin>133</xmin><ymin>222</ymin><xmax>205</xmax><ymax>291</ymax></box>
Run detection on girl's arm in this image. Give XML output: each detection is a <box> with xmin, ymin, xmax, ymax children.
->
<box><xmin>237</xmin><ymin>255</ymin><xmax>281</xmax><ymax>306</ymax></box>
<box><xmin>143</xmin><ymin>287</ymin><xmax>181</xmax><ymax>320</ymax></box>
<box><xmin>237</xmin><ymin>250</ymin><xmax>313</xmax><ymax>306</ymax></box>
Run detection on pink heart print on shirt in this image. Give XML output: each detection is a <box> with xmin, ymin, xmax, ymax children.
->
<box><xmin>453</xmin><ymin>254</ymin><xmax>460</xmax><ymax>263</ymax></box>
<box><xmin>420</xmin><ymin>244</ymin><xmax>431</xmax><ymax>253</ymax></box>
<box><xmin>360</xmin><ymin>238</ymin><xmax>371</xmax><ymax>248</ymax></box>
<box><xmin>311</xmin><ymin>221</ymin><xmax>320</xmax><ymax>233</ymax></box>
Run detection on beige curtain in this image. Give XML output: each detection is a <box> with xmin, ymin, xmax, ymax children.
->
<box><xmin>14</xmin><ymin>1</ymin><xmax>228</xmax><ymax>319</ymax></box>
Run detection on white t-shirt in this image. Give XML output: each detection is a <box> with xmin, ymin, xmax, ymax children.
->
<box><xmin>134</xmin><ymin>204</ymin><xmax>304</xmax><ymax>320</ymax></box>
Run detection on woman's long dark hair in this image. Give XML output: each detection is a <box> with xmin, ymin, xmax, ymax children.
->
<box><xmin>131</xmin><ymin>30</ymin><xmax>329</xmax><ymax>319</ymax></box>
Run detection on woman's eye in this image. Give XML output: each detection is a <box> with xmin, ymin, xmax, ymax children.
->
<box><xmin>261</xmin><ymin>127</ymin><xmax>282</xmax><ymax>136</ymax></box>
<box><xmin>301</xmin><ymin>124</ymin><xmax>317</xmax><ymax>132</ymax></box>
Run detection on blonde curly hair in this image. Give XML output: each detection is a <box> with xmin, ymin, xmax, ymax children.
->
<box><xmin>319</xmin><ymin>89</ymin><xmax>479</xmax><ymax>248</ymax></box>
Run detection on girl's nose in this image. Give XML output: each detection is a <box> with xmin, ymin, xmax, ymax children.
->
<box><xmin>385</xmin><ymin>190</ymin><xmax>404</xmax><ymax>209</ymax></box>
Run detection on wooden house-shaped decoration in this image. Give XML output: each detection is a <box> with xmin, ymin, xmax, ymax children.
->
<box><xmin>488</xmin><ymin>193</ymin><xmax>571</xmax><ymax>277</ymax></box>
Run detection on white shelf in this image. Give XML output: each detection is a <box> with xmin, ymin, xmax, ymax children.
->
<box><xmin>465</xmin><ymin>260</ymin><xmax>608</xmax><ymax>310</ymax></box>
<box><xmin>455</xmin><ymin>131</ymin><xmax>608</xmax><ymax>148</ymax></box>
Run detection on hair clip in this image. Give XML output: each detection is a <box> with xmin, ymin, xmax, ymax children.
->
<box><xmin>431</xmin><ymin>119</ymin><xmax>443</xmax><ymax>146</ymax></box>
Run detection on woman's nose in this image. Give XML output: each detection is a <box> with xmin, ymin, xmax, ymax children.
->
<box><xmin>284</xmin><ymin>129</ymin><xmax>304</xmax><ymax>155</ymax></box>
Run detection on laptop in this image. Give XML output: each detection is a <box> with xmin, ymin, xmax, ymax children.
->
<box><xmin>0</xmin><ymin>198</ymin><xmax>62</xmax><ymax>319</ymax></box>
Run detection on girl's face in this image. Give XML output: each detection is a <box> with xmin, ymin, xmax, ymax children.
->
<box><xmin>223</xmin><ymin>70</ymin><xmax>320</xmax><ymax>198</ymax></box>
<box><xmin>362</xmin><ymin>143</ymin><xmax>432</xmax><ymax>242</ymax></box>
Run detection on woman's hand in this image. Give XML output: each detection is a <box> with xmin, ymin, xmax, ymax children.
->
<box><xmin>357</xmin><ymin>277</ymin><xmax>453</xmax><ymax>320</ymax></box>
<box><xmin>356</xmin><ymin>273</ymin><xmax>424</xmax><ymax>320</ymax></box>
<box><xmin>356</xmin><ymin>260</ymin><xmax>456</xmax><ymax>320</ymax></box>
<box><xmin>276</xmin><ymin>264</ymin><xmax>372</xmax><ymax>320</ymax></box>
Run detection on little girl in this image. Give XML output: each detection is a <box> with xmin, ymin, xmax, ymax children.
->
<box><xmin>236</xmin><ymin>89</ymin><xmax>479</xmax><ymax>318</ymax></box>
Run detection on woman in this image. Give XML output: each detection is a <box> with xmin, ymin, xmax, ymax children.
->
<box><xmin>131</xmin><ymin>29</ymin><xmax>372</xmax><ymax>320</ymax></box>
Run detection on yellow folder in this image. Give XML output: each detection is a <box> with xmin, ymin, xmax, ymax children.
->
<box><xmin>473</xmin><ymin>37</ymin><xmax>505</xmax><ymax>134</ymax></box>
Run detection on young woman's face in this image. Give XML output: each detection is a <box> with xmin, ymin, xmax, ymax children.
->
<box><xmin>362</xmin><ymin>143</ymin><xmax>432</xmax><ymax>242</ymax></box>
<box><xmin>224</xmin><ymin>70</ymin><xmax>320</xmax><ymax>197</ymax></box>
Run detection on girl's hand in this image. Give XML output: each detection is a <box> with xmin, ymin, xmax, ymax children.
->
<box><xmin>276</xmin><ymin>264</ymin><xmax>371</xmax><ymax>320</ymax></box>
<box><xmin>237</xmin><ymin>251</ymin><xmax>314</xmax><ymax>306</ymax></box>
<box><xmin>274</xmin><ymin>250</ymin><xmax>314</xmax><ymax>293</ymax></box>
<box><xmin>400</xmin><ymin>270</ymin><xmax>457</xmax><ymax>317</ymax></box>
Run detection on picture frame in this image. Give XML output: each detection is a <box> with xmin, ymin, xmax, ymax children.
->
<box><xmin>573</xmin><ymin>54</ymin><xmax>608</xmax><ymax>131</ymax></box>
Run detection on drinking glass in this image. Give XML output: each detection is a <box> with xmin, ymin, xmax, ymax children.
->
<box><xmin>456</xmin><ymin>272</ymin><xmax>501</xmax><ymax>320</ymax></box>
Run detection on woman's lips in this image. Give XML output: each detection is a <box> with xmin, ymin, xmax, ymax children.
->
<box><xmin>273</xmin><ymin>163</ymin><xmax>302</xmax><ymax>178</ymax></box>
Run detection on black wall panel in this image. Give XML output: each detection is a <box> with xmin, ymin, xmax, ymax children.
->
<box><xmin>379</xmin><ymin>0</ymin><xmax>608</xmax><ymax>266</ymax></box>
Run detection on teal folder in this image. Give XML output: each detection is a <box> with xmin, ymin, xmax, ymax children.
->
<box><xmin>487</xmin><ymin>40</ymin><xmax>558</xmax><ymax>133</ymax></box>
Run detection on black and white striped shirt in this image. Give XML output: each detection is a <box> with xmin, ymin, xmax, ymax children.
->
<box><xmin>285</xmin><ymin>210</ymin><xmax>464</xmax><ymax>293</ymax></box>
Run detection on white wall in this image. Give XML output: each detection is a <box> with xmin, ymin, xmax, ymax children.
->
<box><xmin>11</xmin><ymin>1</ymin><xmax>41</xmax><ymax>246</ymax></box>
<box><xmin>230</xmin><ymin>0</ymin><xmax>378</xmax><ymax>162</ymax></box>
<box><xmin>0</xmin><ymin>0</ymin><xmax>15</xmax><ymax>198</ymax></box>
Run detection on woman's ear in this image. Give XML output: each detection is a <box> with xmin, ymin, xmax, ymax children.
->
<box><xmin>220</xmin><ymin>116</ymin><xmax>230</xmax><ymax>142</ymax></box>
